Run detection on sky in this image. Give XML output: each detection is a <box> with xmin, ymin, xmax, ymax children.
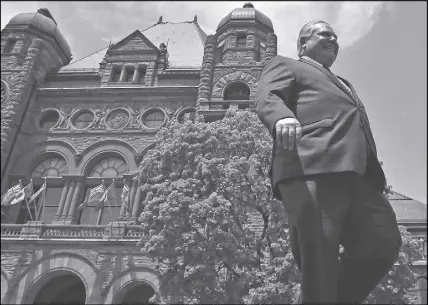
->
<box><xmin>1</xmin><ymin>1</ymin><xmax>426</xmax><ymax>204</ymax></box>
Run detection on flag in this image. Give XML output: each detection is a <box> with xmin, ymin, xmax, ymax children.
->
<box><xmin>77</xmin><ymin>184</ymin><xmax>105</xmax><ymax>210</ymax></box>
<box><xmin>1</xmin><ymin>184</ymin><xmax>22</xmax><ymax>206</ymax></box>
<box><xmin>95</xmin><ymin>183</ymin><xmax>116</xmax><ymax>212</ymax></box>
<box><xmin>27</xmin><ymin>182</ymin><xmax>46</xmax><ymax>205</ymax></box>
<box><xmin>10</xmin><ymin>181</ymin><xmax>33</xmax><ymax>205</ymax></box>
<box><xmin>121</xmin><ymin>184</ymin><xmax>131</xmax><ymax>212</ymax></box>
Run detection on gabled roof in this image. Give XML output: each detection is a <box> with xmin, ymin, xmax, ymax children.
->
<box><xmin>109</xmin><ymin>30</ymin><xmax>158</xmax><ymax>52</ymax></box>
<box><xmin>388</xmin><ymin>190</ymin><xmax>427</xmax><ymax>222</ymax></box>
<box><xmin>61</xmin><ymin>20</ymin><xmax>207</xmax><ymax>71</ymax></box>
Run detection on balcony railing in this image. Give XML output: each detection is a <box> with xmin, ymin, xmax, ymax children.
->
<box><xmin>1</xmin><ymin>222</ymin><xmax>143</xmax><ymax>241</ymax></box>
<box><xmin>1</xmin><ymin>224</ymin><xmax>24</xmax><ymax>237</ymax></box>
<box><xmin>42</xmin><ymin>224</ymin><xmax>105</xmax><ymax>239</ymax></box>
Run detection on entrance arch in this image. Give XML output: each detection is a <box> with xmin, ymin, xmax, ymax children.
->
<box><xmin>113</xmin><ymin>280</ymin><xmax>155</xmax><ymax>304</ymax></box>
<box><xmin>32</xmin><ymin>272</ymin><xmax>86</xmax><ymax>305</ymax></box>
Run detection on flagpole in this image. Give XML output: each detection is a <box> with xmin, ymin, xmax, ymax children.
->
<box><xmin>20</xmin><ymin>179</ymin><xmax>33</xmax><ymax>222</ymax></box>
<box><xmin>107</xmin><ymin>180</ymin><xmax>113</xmax><ymax>218</ymax></box>
<box><xmin>40</xmin><ymin>177</ymin><xmax>47</xmax><ymax>221</ymax></box>
<box><xmin>26</xmin><ymin>179</ymin><xmax>35</xmax><ymax>221</ymax></box>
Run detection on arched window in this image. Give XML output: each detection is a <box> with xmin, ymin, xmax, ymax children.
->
<box><xmin>73</xmin><ymin>111</ymin><xmax>94</xmax><ymax>129</ymax></box>
<box><xmin>39</xmin><ymin>110</ymin><xmax>59</xmax><ymax>131</ymax></box>
<box><xmin>89</xmin><ymin>156</ymin><xmax>128</xmax><ymax>178</ymax></box>
<box><xmin>31</xmin><ymin>156</ymin><xmax>67</xmax><ymax>177</ymax></box>
<box><xmin>142</xmin><ymin>110</ymin><xmax>165</xmax><ymax>128</ymax></box>
<box><xmin>178</xmin><ymin>109</ymin><xmax>196</xmax><ymax>124</ymax></box>
<box><xmin>224</xmin><ymin>82</ymin><xmax>250</xmax><ymax>100</ymax></box>
<box><xmin>416</xmin><ymin>276</ymin><xmax>427</xmax><ymax>304</ymax></box>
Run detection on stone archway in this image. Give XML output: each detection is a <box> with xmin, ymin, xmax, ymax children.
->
<box><xmin>212</xmin><ymin>71</ymin><xmax>258</xmax><ymax>98</ymax></box>
<box><xmin>113</xmin><ymin>280</ymin><xmax>156</xmax><ymax>304</ymax></box>
<box><xmin>1</xmin><ymin>269</ymin><xmax>9</xmax><ymax>304</ymax></box>
<box><xmin>10</xmin><ymin>255</ymin><xmax>98</xmax><ymax>304</ymax></box>
<box><xmin>104</xmin><ymin>269</ymin><xmax>160</xmax><ymax>304</ymax></box>
<box><xmin>32</xmin><ymin>272</ymin><xmax>86</xmax><ymax>305</ymax></box>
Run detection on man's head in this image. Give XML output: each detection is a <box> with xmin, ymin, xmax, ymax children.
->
<box><xmin>297</xmin><ymin>20</ymin><xmax>339</xmax><ymax>67</ymax></box>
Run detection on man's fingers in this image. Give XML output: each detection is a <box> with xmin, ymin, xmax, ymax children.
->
<box><xmin>281</xmin><ymin>126</ymin><xmax>289</xmax><ymax>150</ymax></box>
<box><xmin>288</xmin><ymin>126</ymin><xmax>296</xmax><ymax>150</ymax></box>
<box><xmin>295</xmin><ymin>126</ymin><xmax>302</xmax><ymax>143</ymax></box>
<box><xmin>276</xmin><ymin>126</ymin><xmax>282</xmax><ymax>149</ymax></box>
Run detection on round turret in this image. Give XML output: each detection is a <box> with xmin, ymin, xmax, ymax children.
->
<box><xmin>216</xmin><ymin>3</ymin><xmax>273</xmax><ymax>32</ymax></box>
<box><xmin>5</xmin><ymin>8</ymin><xmax>71</xmax><ymax>60</ymax></box>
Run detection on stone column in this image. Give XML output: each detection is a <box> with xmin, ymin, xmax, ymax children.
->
<box><xmin>119</xmin><ymin>65</ymin><xmax>127</xmax><ymax>82</ymax></box>
<box><xmin>196</xmin><ymin>34</ymin><xmax>216</xmax><ymax>113</ymax></box>
<box><xmin>60</xmin><ymin>180</ymin><xmax>76</xmax><ymax>220</ymax></box>
<box><xmin>132</xmin><ymin>64</ymin><xmax>140</xmax><ymax>83</ymax></box>
<box><xmin>119</xmin><ymin>174</ymin><xmax>132</xmax><ymax>219</ymax></box>
<box><xmin>131</xmin><ymin>184</ymin><xmax>142</xmax><ymax>220</ymax></box>
<box><xmin>54</xmin><ymin>179</ymin><xmax>70</xmax><ymax>221</ymax></box>
<box><xmin>66</xmin><ymin>176</ymin><xmax>85</xmax><ymax>223</ymax></box>
<box><xmin>126</xmin><ymin>179</ymin><xmax>137</xmax><ymax>218</ymax></box>
<box><xmin>262</xmin><ymin>33</ymin><xmax>277</xmax><ymax>65</ymax></box>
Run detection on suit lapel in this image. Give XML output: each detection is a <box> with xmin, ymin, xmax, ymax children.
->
<box><xmin>299</xmin><ymin>58</ymin><xmax>358</xmax><ymax>105</ymax></box>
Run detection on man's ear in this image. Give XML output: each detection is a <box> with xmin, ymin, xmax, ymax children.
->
<box><xmin>299</xmin><ymin>36</ymin><xmax>307</xmax><ymax>47</ymax></box>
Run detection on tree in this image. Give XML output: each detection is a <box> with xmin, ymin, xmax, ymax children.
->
<box><xmin>137</xmin><ymin>109</ymin><xmax>423</xmax><ymax>304</ymax></box>
<box><xmin>364</xmin><ymin>226</ymin><xmax>424</xmax><ymax>304</ymax></box>
<box><xmin>137</xmin><ymin>109</ymin><xmax>300</xmax><ymax>304</ymax></box>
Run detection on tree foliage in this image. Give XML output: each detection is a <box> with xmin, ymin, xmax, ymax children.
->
<box><xmin>137</xmin><ymin>109</ymin><xmax>423</xmax><ymax>304</ymax></box>
<box><xmin>365</xmin><ymin>226</ymin><xmax>424</xmax><ymax>304</ymax></box>
<box><xmin>137</xmin><ymin>110</ymin><xmax>299</xmax><ymax>304</ymax></box>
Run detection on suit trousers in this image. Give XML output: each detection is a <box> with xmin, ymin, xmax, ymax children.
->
<box><xmin>278</xmin><ymin>172</ymin><xmax>402</xmax><ymax>304</ymax></box>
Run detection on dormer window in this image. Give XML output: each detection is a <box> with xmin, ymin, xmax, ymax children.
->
<box><xmin>138</xmin><ymin>66</ymin><xmax>147</xmax><ymax>83</ymax></box>
<box><xmin>110</xmin><ymin>66</ymin><xmax>121</xmax><ymax>82</ymax></box>
<box><xmin>126</xmin><ymin>66</ymin><xmax>134</xmax><ymax>82</ymax></box>
<box><xmin>236</xmin><ymin>35</ymin><xmax>246</xmax><ymax>48</ymax></box>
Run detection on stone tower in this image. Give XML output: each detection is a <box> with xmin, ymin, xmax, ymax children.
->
<box><xmin>0</xmin><ymin>8</ymin><xmax>71</xmax><ymax>188</ymax></box>
<box><xmin>196</xmin><ymin>3</ymin><xmax>277</xmax><ymax>122</ymax></box>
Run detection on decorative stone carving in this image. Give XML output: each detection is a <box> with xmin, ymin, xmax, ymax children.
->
<box><xmin>105</xmin><ymin>108</ymin><xmax>130</xmax><ymax>130</ymax></box>
<box><xmin>262</xmin><ymin>33</ymin><xmax>277</xmax><ymax>65</ymax></box>
<box><xmin>197</xmin><ymin>35</ymin><xmax>217</xmax><ymax>108</ymax></box>
<box><xmin>50</xmin><ymin>249</ymin><xmax>99</xmax><ymax>269</ymax></box>
<box><xmin>1</xmin><ymin>80</ymin><xmax>8</xmax><ymax>110</ymax></box>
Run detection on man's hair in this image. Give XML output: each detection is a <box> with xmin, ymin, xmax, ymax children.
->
<box><xmin>297</xmin><ymin>20</ymin><xmax>331</xmax><ymax>58</ymax></box>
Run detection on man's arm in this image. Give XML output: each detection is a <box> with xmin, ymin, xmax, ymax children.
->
<box><xmin>255</xmin><ymin>56</ymin><xmax>297</xmax><ymax>136</ymax></box>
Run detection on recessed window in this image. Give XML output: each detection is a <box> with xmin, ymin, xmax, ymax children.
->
<box><xmin>224</xmin><ymin>82</ymin><xmax>250</xmax><ymax>100</ymax></box>
<box><xmin>110</xmin><ymin>66</ymin><xmax>121</xmax><ymax>82</ymax></box>
<box><xmin>126</xmin><ymin>67</ymin><xmax>134</xmax><ymax>82</ymax></box>
<box><xmin>32</xmin><ymin>156</ymin><xmax>68</xmax><ymax>177</ymax></box>
<box><xmin>236</xmin><ymin>35</ymin><xmax>246</xmax><ymax>48</ymax></box>
<box><xmin>142</xmin><ymin>110</ymin><xmax>165</xmax><ymax>128</ymax></box>
<box><xmin>39</xmin><ymin>110</ymin><xmax>59</xmax><ymax>131</ymax></box>
<box><xmin>138</xmin><ymin>66</ymin><xmax>147</xmax><ymax>83</ymax></box>
<box><xmin>178</xmin><ymin>109</ymin><xmax>196</xmax><ymax>124</ymax></box>
<box><xmin>73</xmin><ymin>111</ymin><xmax>94</xmax><ymax>129</ymax></box>
<box><xmin>89</xmin><ymin>156</ymin><xmax>128</xmax><ymax>178</ymax></box>
<box><xmin>3</xmin><ymin>39</ymin><xmax>17</xmax><ymax>53</ymax></box>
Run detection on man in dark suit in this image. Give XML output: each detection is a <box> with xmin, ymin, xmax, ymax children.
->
<box><xmin>255</xmin><ymin>20</ymin><xmax>402</xmax><ymax>304</ymax></box>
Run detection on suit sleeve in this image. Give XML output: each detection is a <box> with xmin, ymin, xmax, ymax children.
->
<box><xmin>255</xmin><ymin>56</ymin><xmax>297</xmax><ymax>136</ymax></box>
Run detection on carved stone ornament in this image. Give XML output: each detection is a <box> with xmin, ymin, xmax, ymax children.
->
<box><xmin>106</xmin><ymin>108</ymin><xmax>130</xmax><ymax>130</ymax></box>
<box><xmin>1</xmin><ymin>80</ymin><xmax>9</xmax><ymax>110</ymax></box>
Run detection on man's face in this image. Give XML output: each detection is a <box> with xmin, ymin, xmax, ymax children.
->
<box><xmin>302</xmin><ymin>23</ymin><xmax>339</xmax><ymax>67</ymax></box>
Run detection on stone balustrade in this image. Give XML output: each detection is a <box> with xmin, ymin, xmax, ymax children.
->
<box><xmin>0</xmin><ymin>223</ymin><xmax>23</xmax><ymax>237</ymax></box>
<box><xmin>1</xmin><ymin>221</ymin><xmax>143</xmax><ymax>241</ymax></box>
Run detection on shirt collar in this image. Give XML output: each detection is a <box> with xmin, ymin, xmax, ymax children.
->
<box><xmin>301</xmin><ymin>56</ymin><xmax>323</xmax><ymax>67</ymax></box>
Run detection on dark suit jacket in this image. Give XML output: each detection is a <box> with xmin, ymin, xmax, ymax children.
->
<box><xmin>255</xmin><ymin>55</ymin><xmax>386</xmax><ymax>200</ymax></box>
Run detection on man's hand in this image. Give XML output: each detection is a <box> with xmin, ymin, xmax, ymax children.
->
<box><xmin>275</xmin><ymin>117</ymin><xmax>302</xmax><ymax>150</ymax></box>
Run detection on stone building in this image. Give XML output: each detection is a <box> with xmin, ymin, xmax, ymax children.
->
<box><xmin>1</xmin><ymin>4</ymin><xmax>426</xmax><ymax>304</ymax></box>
